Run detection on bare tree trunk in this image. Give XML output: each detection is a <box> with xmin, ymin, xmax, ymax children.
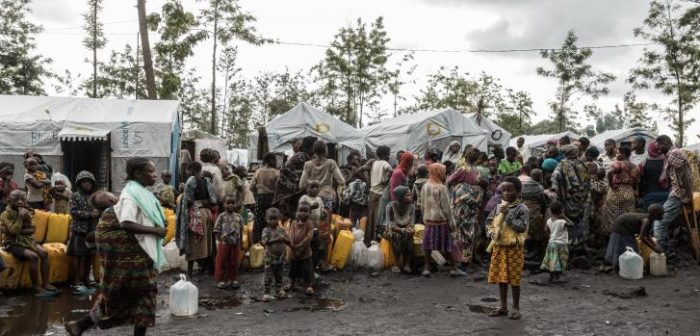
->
<box><xmin>209</xmin><ymin>0</ymin><xmax>220</xmax><ymax>135</ymax></box>
<box><xmin>137</xmin><ymin>0</ymin><xmax>157</xmax><ymax>100</ymax></box>
<box><xmin>92</xmin><ymin>2</ymin><xmax>98</xmax><ymax>98</ymax></box>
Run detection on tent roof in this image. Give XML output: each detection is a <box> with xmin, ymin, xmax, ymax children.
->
<box><xmin>0</xmin><ymin>95</ymin><xmax>179</xmax><ymax>124</ymax></box>
<box><xmin>264</xmin><ymin>103</ymin><xmax>365</xmax><ymax>152</ymax></box>
<box><xmin>590</xmin><ymin>128</ymin><xmax>657</xmax><ymax>148</ymax></box>
<box><xmin>463</xmin><ymin>113</ymin><xmax>512</xmax><ymax>147</ymax></box>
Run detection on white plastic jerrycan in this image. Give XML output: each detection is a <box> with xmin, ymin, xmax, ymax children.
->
<box><xmin>169</xmin><ymin>274</ymin><xmax>199</xmax><ymax>316</ymax></box>
<box><xmin>619</xmin><ymin>247</ymin><xmax>643</xmax><ymax>280</ymax></box>
<box><xmin>650</xmin><ymin>252</ymin><xmax>667</xmax><ymax>276</ymax></box>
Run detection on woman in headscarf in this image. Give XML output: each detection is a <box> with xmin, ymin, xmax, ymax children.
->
<box><xmin>520</xmin><ymin>167</ymin><xmax>546</xmax><ymax>261</ymax></box>
<box><xmin>175</xmin><ymin>161</ymin><xmax>217</xmax><ymax>278</ymax></box>
<box><xmin>639</xmin><ymin>140</ymin><xmax>670</xmax><ymax>211</ymax></box>
<box><xmin>273</xmin><ymin>136</ymin><xmax>317</xmax><ymax>218</ymax></box>
<box><xmin>443</xmin><ymin>141</ymin><xmax>462</xmax><ymax>164</ymax></box>
<box><xmin>550</xmin><ymin>145</ymin><xmax>590</xmax><ymax>249</ymax></box>
<box><xmin>447</xmin><ymin>148</ymin><xmax>483</xmax><ymax>266</ymax></box>
<box><xmin>385</xmin><ymin>185</ymin><xmax>415</xmax><ymax>274</ymax></box>
<box><xmin>603</xmin><ymin>146</ymin><xmax>640</xmax><ymax>228</ymax></box>
<box><xmin>421</xmin><ymin>164</ymin><xmax>462</xmax><ymax>277</ymax></box>
<box><xmin>376</xmin><ymin>152</ymin><xmax>414</xmax><ymax>238</ymax></box>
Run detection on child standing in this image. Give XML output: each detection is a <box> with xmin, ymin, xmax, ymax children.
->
<box><xmin>0</xmin><ymin>190</ymin><xmax>56</xmax><ymax>295</ymax></box>
<box><xmin>287</xmin><ymin>201</ymin><xmax>315</xmax><ymax>295</ymax></box>
<box><xmin>299</xmin><ymin>180</ymin><xmax>330</xmax><ymax>272</ymax></box>
<box><xmin>213</xmin><ymin>194</ymin><xmax>243</xmax><ymax>289</ymax></box>
<box><xmin>68</xmin><ymin>171</ymin><xmax>100</xmax><ymax>295</ymax></box>
<box><xmin>51</xmin><ymin>175</ymin><xmax>72</xmax><ymax>214</ymax></box>
<box><xmin>23</xmin><ymin>158</ymin><xmax>51</xmax><ymax>211</ymax></box>
<box><xmin>540</xmin><ymin>201</ymin><xmax>570</xmax><ymax>283</ymax></box>
<box><xmin>486</xmin><ymin>176</ymin><xmax>529</xmax><ymax>320</ymax></box>
<box><xmin>411</xmin><ymin>165</ymin><xmax>428</xmax><ymax>224</ymax></box>
<box><xmin>261</xmin><ymin>207</ymin><xmax>290</xmax><ymax>302</ymax></box>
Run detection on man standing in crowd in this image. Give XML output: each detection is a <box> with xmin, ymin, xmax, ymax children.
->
<box><xmin>629</xmin><ymin>136</ymin><xmax>648</xmax><ymax>166</ymax></box>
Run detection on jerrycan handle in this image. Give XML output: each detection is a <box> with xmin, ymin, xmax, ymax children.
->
<box><xmin>179</xmin><ymin>274</ymin><xmax>187</xmax><ymax>282</ymax></box>
<box><xmin>625</xmin><ymin>246</ymin><xmax>634</xmax><ymax>252</ymax></box>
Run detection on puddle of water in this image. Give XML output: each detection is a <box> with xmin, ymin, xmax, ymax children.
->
<box><xmin>467</xmin><ymin>304</ymin><xmax>494</xmax><ymax>314</ymax></box>
<box><xmin>199</xmin><ymin>296</ymin><xmax>243</xmax><ymax>310</ymax></box>
<box><xmin>0</xmin><ymin>290</ymin><xmax>95</xmax><ymax>336</ymax></box>
<box><xmin>285</xmin><ymin>297</ymin><xmax>346</xmax><ymax>312</ymax></box>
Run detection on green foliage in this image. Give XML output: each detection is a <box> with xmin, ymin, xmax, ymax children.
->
<box><xmin>96</xmin><ymin>44</ymin><xmax>146</xmax><ymax>99</ymax></box>
<box><xmin>496</xmin><ymin>90</ymin><xmax>534</xmax><ymax>136</ymax></box>
<box><xmin>0</xmin><ymin>0</ymin><xmax>53</xmax><ymax>95</ymax></box>
<box><xmin>628</xmin><ymin>0</ymin><xmax>699</xmax><ymax>147</ymax></box>
<box><xmin>179</xmin><ymin>69</ymin><xmax>210</xmax><ymax>130</ymax></box>
<box><xmin>537</xmin><ymin>30</ymin><xmax>616</xmax><ymax>132</ymax></box>
<box><xmin>82</xmin><ymin>0</ymin><xmax>106</xmax><ymax>97</ymax></box>
<box><xmin>313</xmin><ymin>17</ymin><xmax>393</xmax><ymax>127</ymax></box>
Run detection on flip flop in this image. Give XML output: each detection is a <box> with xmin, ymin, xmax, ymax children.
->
<box><xmin>488</xmin><ymin>308</ymin><xmax>508</xmax><ymax>317</ymax></box>
<box><xmin>421</xmin><ymin>270</ymin><xmax>431</xmax><ymax>277</ymax></box>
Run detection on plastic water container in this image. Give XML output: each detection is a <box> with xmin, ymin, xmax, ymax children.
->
<box><xmin>350</xmin><ymin>229</ymin><xmax>369</xmax><ymax>268</ymax></box>
<box><xmin>169</xmin><ymin>274</ymin><xmax>198</xmax><ymax>316</ymax></box>
<box><xmin>619</xmin><ymin>247</ymin><xmax>643</xmax><ymax>280</ymax></box>
<box><xmin>330</xmin><ymin>230</ymin><xmax>354</xmax><ymax>270</ymax></box>
<box><xmin>367</xmin><ymin>241</ymin><xmax>384</xmax><ymax>271</ymax></box>
<box><xmin>249</xmin><ymin>244</ymin><xmax>264</xmax><ymax>269</ymax></box>
<box><xmin>650</xmin><ymin>252</ymin><xmax>667</xmax><ymax>276</ymax></box>
<box><xmin>431</xmin><ymin>250</ymin><xmax>447</xmax><ymax>266</ymax></box>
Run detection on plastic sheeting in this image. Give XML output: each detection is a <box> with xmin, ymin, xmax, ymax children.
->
<box><xmin>464</xmin><ymin>113</ymin><xmax>512</xmax><ymax>149</ymax></box>
<box><xmin>509</xmin><ymin>131</ymin><xmax>581</xmax><ymax>160</ymax></box>
<box><xmin>590</xmin><ymin>128</ymin><xmax>657</xmax><ymax>151</ymax></box>
<box><xmin>248</xmin><ymin>103</ymin><xmax>366</xmax><ymax>164</ymax></box>
<box><xmin>362</xmin><ymin>109</ymin><xmax>489</xmax><ymax>157</ymax></box>
<box><xmin>181</xmin><ymin>130</ymin><xmax>228</xmax><ymax>162</ymax></box>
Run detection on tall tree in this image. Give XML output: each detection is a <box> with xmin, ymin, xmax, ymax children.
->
<box><xmin>149</xmin><ymin>0</ymin><xmax>206</xmax><ymax>99</ymax></box>
<box><xmin>388</xmin><ymin>52</ymin><xmax>417</xmax><ymax>117</ymax></box>
<box><xmin>537</xmin><ymin>30</ymin><xmax>616</xmax><ymax>132</ymax></box>
<box><xmin>0</xmin><ymin>0</ymin><xmax>53</xmax><ymax>95</ymax></box>
<box><xmin>623</xmin><ymin>92</ymin><xmax>659</xmax><ymax>131</ymax></box>
<box><xmin>217</xmin><ymin>46</ymin><xmax>241</xmax><ymax>135</ymax></box>
<box><xmin>314</xmin><ymin>17</ymin><xmax>392</xmax><ymax>127</ymax></box>
<box><xmin>98</xmin><ymin>44</ymin><xmax>145</xmax><ymax>99</ymax></box>
<box><xmin>497</xmin><ymin>89</ymin><xmax>534</xmax><ymax>136</ymax></box>
<box><xmin>82</xmin><ymin>0</ymin><xmax>106</xmax><ymax>98</ymax></box>
<box><xmin>628</xmin><ymin>0</ymin><xmax>699</xmax><ymax>146</ymax></box>
<box><xmin>137</xmin><ymin>0</ymin><xmax>157</xmax><ymax>99</ymax></box>
<box><xmin>200</xmin><ymin>0</ymin><xmax>268</xmax><ymax>135</ymax></box>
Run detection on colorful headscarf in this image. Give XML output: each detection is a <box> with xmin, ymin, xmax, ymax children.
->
<box><xmin>542</xmin><ymin>158</ymin><xmax>558</xmax><ymax>173</ymax></box>
<box><xmin>397</xmin><ymin>152</ymin><xmax>414</xmax><ymax>174</ymax></box>
<box><xmin>427</xmin><ymin>163</ymin><xmax>446</xmax><ymax>185</ymax></box>
<box><xmin>647</xmin><ymin>140</ymin><xmax>663</xmax><ymax>159</ymax></box>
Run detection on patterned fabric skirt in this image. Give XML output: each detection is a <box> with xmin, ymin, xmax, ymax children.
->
<box><xmin>488</xmin><ymin>245</ymin><xmax>525</xmax><ymax>286</ymax></box>
<box><xmin>423</xmin><ymin>224</ymin><xmax>452</xmax><ymax>252</ymax></box>
<box><xmin>540</xmin><ymin>242</ymin><xmax>569</xmax><ymax>272</ymax></box>
<box><xmin>389</xmin><ymin>229</ymin><xmax>414</xmax><ymax>257</ymax></box>
<box><xmin>92</xmin><ymin>209</ymin><xmax>157</xmax><ymax>329</ymax></box>
<box><xmin>187</xmin><ymin>207</ymin><xmax>213</xmax><ymax>261</ymax></box>
<box><xmin>604</xmin><ymin>185</ymin><xmax>637</xmax><ymax>231</ymax></box>
<box><xmin>254</xmin><ymin>193</ymin><xmax>275</xmax><ymax>244</ymax></box>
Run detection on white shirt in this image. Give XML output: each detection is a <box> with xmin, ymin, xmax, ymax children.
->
<box><xmin>285</xmin><ymin>149</ymin><xmax>295</xmax><ymax>160</ymax></box>
<box><xmin>114</xmin><ymin>193</ymin><xmax>160</xmax><ymax>266</ymax></box>
<box><xmin>547</xmin><ymin>218</ymin><xmax>569</xmax><ymax>245</ymax></box>
<box><xmin>201</xmin><ymin>163</ymin><xmax>224</xmax><ymax>201</ymax></box>
<box><xmin>629</xmin><ymin>151</ymin><xmax>648</xmax><ymax>166</ymax></box>
<box><xmin>370</xmin><ymin>160</ymin><xmax>392</xmax><ymax>195</ymax></box>
<box><xmin>597</xmin><ymin>154</ymin><xmax>616</xmax><ymax>172</ymax></box>
<box><xmin>518</xmin><ymin>146</ymin><xmax>529</xmax><ymax>163</ymax></box>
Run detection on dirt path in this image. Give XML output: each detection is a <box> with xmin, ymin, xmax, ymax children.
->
<box><xmin>2</xmin><ymin>262</ymin><xmax>699</xmax><ymax>336</ymax></box>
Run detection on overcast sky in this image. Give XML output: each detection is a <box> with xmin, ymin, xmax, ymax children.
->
<box><xmin>29</xmin><ymin>0</ymin><xmax>700</xmax><ymax>145</ymax></box>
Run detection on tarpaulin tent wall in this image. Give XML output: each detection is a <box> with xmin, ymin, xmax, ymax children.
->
<box><xmin>181</xmin><ymin>129</ymin><xmax>228</xmax><ymax>163</ymax></box>
<box><xmin>509</xmin><ymin>131</ymin><xmax>580</xmax><ymax>161</ymax></box>
<box><xmin>590</xmin><ymin>128</ymin><xmax>657</xmax><ymax>151</ymax></box>
<box><xmin>0</xmin><ymin>95</ymin><xmax>180</xmax><ymax>193</ymax></box>
<box><xmin>362</xmin><ymin>109</ymin><xmax>489</xmax><ymax>157</ymax></box>
<box><xmin>464</xmin><ymin>113</ymin><xmax>512</xmax><ymax>149</ymax></box>
<box><xmin>226</xmin><ymin>149</ymin><xmax>248</xmax><ymax>167</ymax></box>
<box><xmin>248</xmin><ymin>103</ymin><xmax>366</xmax><ymax>165</ymax></box>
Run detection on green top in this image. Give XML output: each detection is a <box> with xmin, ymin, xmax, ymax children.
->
<box><xmin>0</xmin><ymin>207</ymin><xmax>35</xmax><ymax>249</ymax></box>
<box><xmin>498</xmin><ymin>160</ymin><xmax>522</xmax><ymax>177</ymax></box>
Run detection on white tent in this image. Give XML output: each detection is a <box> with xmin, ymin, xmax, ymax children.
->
<box><xmin>248</xmin><ymin>103</ymin><xmax>366</xmax><ymax>165</ymax></box>
<box><xmin>363</xmin><ymin>109</ymin><xmax>489</xmax><ymax>157</ymax></box>
<box><xmin>464</xmin><ymin>113</ymin><xmax>512</xmax><ymax>149</ymax></box>
<box><xmin>226</xmin><ymin>149</ymin><xmax>248</xmax><ymax>167</ymax></box>
<box><xmin>509</xmin><ymin>131</ymin><xmax>580</xmax><ymax>160</ymax></box>
<box><xmin>686</xmin><ymin>143</ymin><xmax>700</xmax><ymax>153</ymax></box>
<box><xmin>181</xmin><ymin>129</ymin><xmax>228</xmax><ymax>163</ymax></box>
<box><xmin>0</xmin><ymin>95</ymin><xmax>180</xmax><ymax>192</ymax></box>
<box><xmin>590</xmin><ymin>128</ymin><xmax>657</xmax><ymax>151</ymax></box>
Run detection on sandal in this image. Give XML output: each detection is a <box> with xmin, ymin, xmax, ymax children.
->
<box><xmin>391</xmin><ymin>266</ymin><xmax>401</xmax><ymax>274</ymax></box>
<box><xmin>421</xmin><ymin>270</ymin><xmax>431</xmax><ymax>277</ymax></box>
<box><xmin>488</xmin><ymin>308</ymin><xmax>508</xmax><ymax>317</ymax></box>
<box><xmin>450</xmin><ymin>269</ymin><xmax>467</xmax><ymax>277</ymax></box>
<box><xmin>230</xmin><ymin>281</ymin><xmax>240</xmax><ymax>290</ymax></box>
<box><xmin>509</xmin><ymin>310</ymin><xmax>521</xmax><ymax>320</ymax></box>
<box><xmin>216</xmin><ymin>282</ymin><xmax>229</xmax><ymax>289</ymax></box>
<box><xmin>305</xmin><ymin>287</ymin><xmax>314</xmax><ymax>296</ymax></box>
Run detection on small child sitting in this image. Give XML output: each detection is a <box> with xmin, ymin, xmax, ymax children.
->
<box><xmin>213</xmin><ymin>194</ymin><xmax>243</xmax><ymax>289</ymax></box>
<box><xmin>0</xmin><ymin>190</ymin><xmax>56</xmax><ymax>295</ymax></box>
<box><xmin>299</xmin><ymin>180</ymin><xmax>331</xmax><ymax>272</ymax></box>
<box><xmin>386</xmin><ymin>186</ymin><xmax>415</xmax><ymax>274</ymax></box>
<box><xmin>51</xmin><ymin>177</ymin><xmax>72</xmax><ymax>214</ymax></box>
<box><xmin>286</xmin><ymin>201</ymin><xmax>315</xmax><ymax>296</ymax></box>
<box><xmin>261</xmin><ymin>207</ymin><xmax>290</xmax><ymax>302</ymax></box>
<box><xmin>540</xmin><ymin>201</ymin><xmax>570</xmax><ymax>283</ymax></box>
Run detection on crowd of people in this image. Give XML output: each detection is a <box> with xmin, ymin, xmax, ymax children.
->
<box><xmin>0</xmin><ymin>131</ymin><xmax>698</xmax><ymax>334</ymax></box>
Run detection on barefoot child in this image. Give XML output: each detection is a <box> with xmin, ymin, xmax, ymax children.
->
<box><xmin>214</xmin><ymin>194</ymin><xmax>243</xmax><ymax>289</ymax></box>
<box><xmin>486</xmin><ymin>176</ymin><xmax>529</xmax><ymax>320</ymax></box>
<box><xmin>386</xmin><ymin>185</ymin><xmax>415</xmax><ymax>274</ymax></box>
<box><xmin>69</xmin><ymin>171</ymin><xmax>100</xmax><ymax>295</ymax></box>
<box><xmin>540</xmin><ymin>201</ymin><xmax>570</xmax><ymax>283</ymax></box>
<box><xmin>287</xmin><ymin>201</ymin><xmax>315</xmax><ymax>295</ymax></box>
<box><xmin>299</xmin><ymin>180</ymin><xmax>331</xmax><ymax>272</ymax></box>
<box><xmin>261</xmin><ymin>207</ymin><xmax>290</xmax><ymax>302</ymax></box>
<box><xmin>0</xmin><ymin>190</ymin><xmax>57</xmax><ymax>295</ymax></box>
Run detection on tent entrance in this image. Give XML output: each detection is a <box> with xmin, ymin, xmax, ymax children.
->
<box><xmin>61</xmin><ymin>138</ymin><xmax>111</xmax><ymax>191</ymax></box>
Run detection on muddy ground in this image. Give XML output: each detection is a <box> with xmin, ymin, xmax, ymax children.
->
<box><xmin>1</xmin><ymin>260</ymin><xmax>699</xmax><ymax>336</ymax></box>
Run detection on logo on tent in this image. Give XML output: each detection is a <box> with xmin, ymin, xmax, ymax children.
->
<box><xmin>315</xmin><ymin>123</ymin><xmax>330</xmax><ymax>133</ymax></box>
<box><xmin>426</xmin><ymin>122</ymin><xmax>442</xmax><ymax>137</ymax></box>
